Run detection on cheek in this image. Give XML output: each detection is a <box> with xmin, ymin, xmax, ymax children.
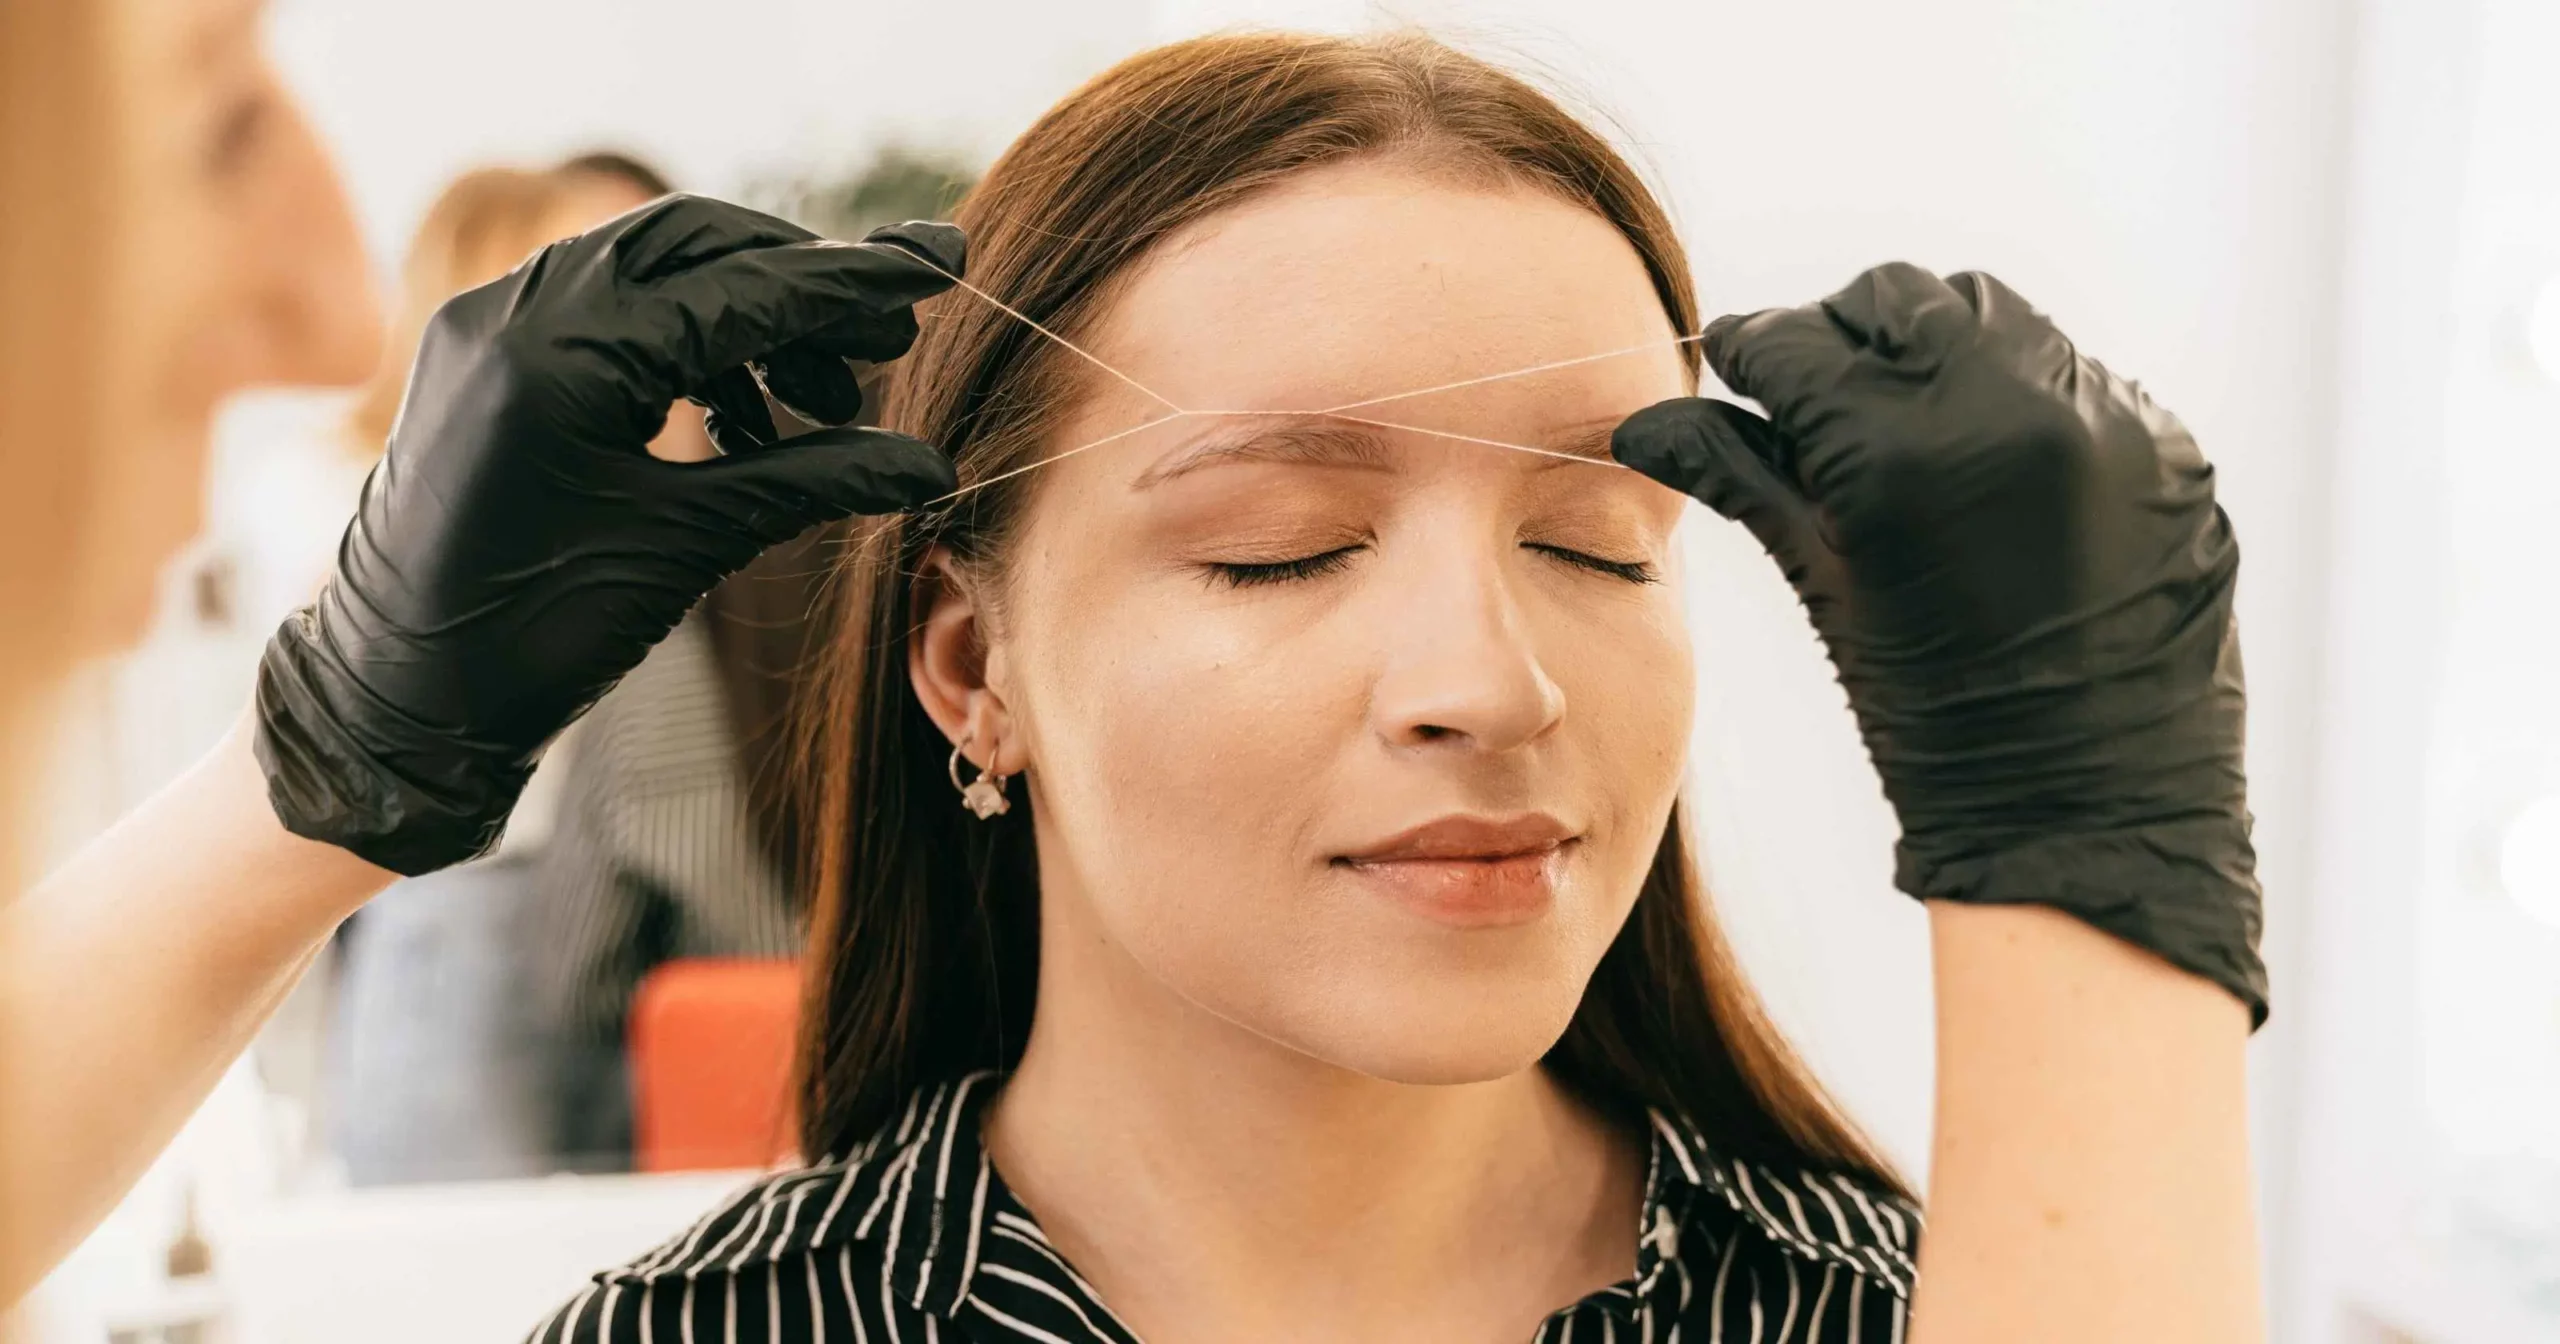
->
<box><xmin>1003</xmin><ymin>539</ymin><xmax>1357</xmax><ymax>925</ymax></box>
<box><xmin>1541</xmin><ymin>580</ymin><xmax>1696</xmax><ymax>868</ymax></box>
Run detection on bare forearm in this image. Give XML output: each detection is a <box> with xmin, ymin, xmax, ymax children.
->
<box><xmin>1910</xmin><ymin>903</ymin><xmax>2262</xmax><ymax>1342</ymax></box>
<box><xmin>0</xmin><ymin>714</ymin><xmax>388</xmax><ymax>1302</ymax></box>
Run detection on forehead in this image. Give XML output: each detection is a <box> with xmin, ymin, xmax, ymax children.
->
<box><xmin>1080</xmin><ymin>158</ymin><xmax>1684</xmax><ymax>417</ymax></box>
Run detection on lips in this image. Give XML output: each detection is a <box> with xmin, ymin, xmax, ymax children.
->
<box><xmin>1340</xmin><ymin>814</ymin><xmax>1578</xmax><ymax>864</ymax></box>
<box><xmin>1336</xmin><ymin>814</ymin><xmax>1578</xmax><ymax>928</ymax></box>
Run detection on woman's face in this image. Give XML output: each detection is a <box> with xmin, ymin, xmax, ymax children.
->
<box><xmin>79</xmin><ymin>0</ymin><xmax>380</xmax><ymax>647</ymax></box>
<box><xmin>974</xmin><ymin>159</ymin><xmax>1695</xmax><ymax>1084</ymax></box>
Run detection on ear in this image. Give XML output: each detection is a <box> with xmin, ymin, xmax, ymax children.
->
<box><xmin>908</xmin><ymin>546</ymin><xmax>1024</xmax><ymax>777</ymax></box>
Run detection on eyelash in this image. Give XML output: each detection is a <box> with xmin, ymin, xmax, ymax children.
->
<box><xmin>1207</xmin><ymin>547</ymin><xmax>1363</xmax><ymax>588</ymax></box>
<box><xmin>1527</xmin><ymin>544</ymin><xmax>1659</xmax><ymax>585</ymax></box>
<box><xmin>1205</xmin><ymin>544</ymin><xmax>1657</xmax><ymax>589</ymax></box>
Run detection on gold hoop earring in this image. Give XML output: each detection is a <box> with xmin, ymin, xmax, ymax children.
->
<box><xmin>949</xmin><ymin>731</ymin><xmax>1011</xmax><ymax>820</ymax></box>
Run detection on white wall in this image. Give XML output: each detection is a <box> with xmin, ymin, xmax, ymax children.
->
<box><xmin>268</xmin><ymin>0</ymin><xmax>1158</xmax><ymax>264</ymax></box>
<box><xmin>2285</xmin><ymin>0</ymin><xmax>2560</xmax><ymax>1338</ymax></box>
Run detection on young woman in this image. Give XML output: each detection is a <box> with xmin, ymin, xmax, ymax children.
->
<box><xmin>524</xmin><ymin>31</ymin><xmax>2268</xmax><ymax>1344</ymax></box>
<box><xmin>3</xmin><ymin>11</ymin><xmax>2262</xmax><ymax>1341</ymax></box>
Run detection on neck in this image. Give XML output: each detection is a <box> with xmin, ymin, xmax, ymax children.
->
<box><xmin>984</xmin><ymin>872</ymin><xmax>1643</xmax><ymax>1343</ymax></box>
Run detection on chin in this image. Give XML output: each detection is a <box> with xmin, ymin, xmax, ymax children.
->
<box><xmin>66</xmin><ymin>419</ymin><xmax>207</xmax><ymax>658</ymax></box>
<box><xmin>1276</xmin><ymin>977</ymin><xmax>1589</xmax><ymax>1087</ymax></box>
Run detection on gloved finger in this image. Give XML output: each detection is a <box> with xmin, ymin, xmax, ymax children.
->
<box><xmin>795</xmin><ymin>305</ymin><xmax>924</xmax><ymax>363</ymax></box>
<box><xmin>1944</xmin><ymin>270</ymin><xmax>2076</xmax><ymax>379</ymax></box>
<box><xmin>753</xmin><ymin>345</ymin><xmax>865</xmax><ymax>427</ymax></box>
<box><xmin>860</xmin><ymin>220</ymin><xmax>968</xmax><ymax>281</ymax></box>
<box><xmin>643</xmin><ymin>236</ymin><xmax>963</xmax><ymax>392</ymax></box>
<box><xmin>1613</xmin><ymin>397</ymin><xmax>1829</xmax><ymax>574</ymax></box>
<box><xmin>602</xmin><ymin>193</ymin><xmax>816</xmax><ymax>283</ymax></box>
<box><xmin>1701</xmin><ymin>306</ymin><xmax>1861</xmax><ymax>428</ymax></box>
<box><xmin>1943</xmin><ymin>270</ymin><xmax>2052</xmax><ymax>330</ymax></box>
<box><xmin>1818</xmin><ymin>261</ymin><xmax>1977</xmax><ymax>362</ymax></box>
<box><xmin>676</xmin><ymin>427</ymin><xmax>958</xmax><ymax>543</ymax></box>
<box><xmin>784</xmin><ymin>222</ymin><xmax>956</xmax><ymax>365</ymax></box>
<box><xmin>692</xmin><ymin>365</ymin><xmax>779</xmax><ymax>456</ymax></box>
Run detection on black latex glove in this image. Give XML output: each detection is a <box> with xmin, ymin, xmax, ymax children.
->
<box><xmin>256</xmin><ymin>195</ymin><xmax>966</xmax><ymax>875</ymax></box>
<box><xmin>1614</xmin><ymin>263</ymin><xmax>2265</xmax><ymax>1025</ymax></box>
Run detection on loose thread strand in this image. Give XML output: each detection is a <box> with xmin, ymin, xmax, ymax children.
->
<box><xmin>1299</xmin><ymin>332</ymin><xmax>1708</xmax><ymax>415</ymax></box>
<box><xmin>898</xmin><ymin>257</ymin><xmax>1710</xmax><ymax>504</ymax></box>
<box><xmin>906</xmin><ymin>255</ymin><xmax>1187</xmax><ymax>414</ymax></box>
<box><xmin>924</xmin><ymin>410</ymin><xmax>1192</xmax><ymax>505</ymax></box>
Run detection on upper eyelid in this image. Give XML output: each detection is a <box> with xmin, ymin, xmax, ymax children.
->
<box><xmin>1525</xmin><ymin>540</ymin><xmax>1649</xmax><ymax>565</ymax></box>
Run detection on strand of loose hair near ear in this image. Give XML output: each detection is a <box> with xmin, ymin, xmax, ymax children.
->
<box><xmin>893</xmin><ymin>253</ymin><xmax>1708</xmax><ymax>504</ymax></box>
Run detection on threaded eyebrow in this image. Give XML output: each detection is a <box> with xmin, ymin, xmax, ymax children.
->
<box><xmin>1132</xmin><ymin>421</ymin><xmax>1392</xmax><ymax>488</ymax></box>
<box><xmin>1131</xmin><ymin>413</ymin><xmax>1623</xmax><ymax>490</ymax></box>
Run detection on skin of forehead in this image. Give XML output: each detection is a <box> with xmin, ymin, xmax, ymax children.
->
<box><xmin>923</xmin><ymin>181</ymin><xmax>1693</xmax><ymax>500</ymax></box>
<box><xmin>1089</xmin><ymin>169</ymin><xmax>1681</xmax><ymax>417</ymax></box>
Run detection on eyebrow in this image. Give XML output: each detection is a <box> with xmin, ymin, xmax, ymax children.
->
<box><xmin>1131</xmin><ymin>414</ymin><xmax>1623</xmax><ymax>489</ymax></box>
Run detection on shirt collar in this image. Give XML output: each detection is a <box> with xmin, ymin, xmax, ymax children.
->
<box><xmin>1641</xmin><ymin>1107</ymin><xmax>1920</xmax><ymax>1299</ymax></box>
<box><xmin>745</xmin><ymin>1072</ymin><xmax>1919</xmax><ymax>1315</ymax></box>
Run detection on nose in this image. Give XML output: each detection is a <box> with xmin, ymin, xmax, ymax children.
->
<box><xmin>1366</xmin><ymin>541</ymin><xmax>1566</xmax><ymax>755</ymax></box>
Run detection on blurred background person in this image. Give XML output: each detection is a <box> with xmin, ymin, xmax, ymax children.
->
<box><xmin>0</xmin><ymin>0</ymin><xmax>389</xmax><ymax>1320</ymax></box>
<box><xmin>0</xmin><ymin>0</ymin><xmax>969</xmax><ymax>1305</ymax></box>
<box><xmin>327</xmin><ymin>146</ymin><xmax>980</xmax><ymax>1184</ymax></box>
<box><xmin>0</xmin><ymin>0</ymin><xmax>381</xmax><ymax>818</ymax></box>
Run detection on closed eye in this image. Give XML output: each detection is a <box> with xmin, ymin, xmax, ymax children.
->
<box><xmin>1526</xmin><ymin>543</ymin><xmax>1657</xmax><ymax>585</ymax></box>
<box><xmin>1204</xmin><ymin>545</ymin><xmax>1366</xmax><ymax>589</ymax></box>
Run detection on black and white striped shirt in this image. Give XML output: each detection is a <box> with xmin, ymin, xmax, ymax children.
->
<box><xmin>528</xmin><ymin>1072</ymin><xmax>1920</xmax><ymax>1343</ymax></box>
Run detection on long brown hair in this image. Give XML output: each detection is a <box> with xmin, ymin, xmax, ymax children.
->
<box><xmin>793</xmin><ymin>31</ymin><xmax>1907</xmax><ymax>1197</ymax></box>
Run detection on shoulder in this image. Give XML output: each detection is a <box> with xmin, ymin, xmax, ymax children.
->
<box><xmin>521</xmin><ymin>1162</ymin><xmax>935</xmax><ymax>1344</ymax></box>
<box><xmin>523</xmin><ymin>1080</ymin><xmax>990</xmax><ymax>1344</ymax></box>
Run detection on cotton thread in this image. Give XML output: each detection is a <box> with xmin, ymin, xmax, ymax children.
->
<box><xmin>891</xmin><ymin>250</ymin><xmax>1706</xmax><ymax>506</ymax></box>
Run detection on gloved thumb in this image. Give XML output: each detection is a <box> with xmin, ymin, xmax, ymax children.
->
<box><xmin>682</xmin><ymin>427</ymin><xmax>957</xmax><ymax>545</ymax></box>
<box><xmin>1613</xmin><ymin>397</ymin><xmax>1830</xmax><ymax>585</ymax></box>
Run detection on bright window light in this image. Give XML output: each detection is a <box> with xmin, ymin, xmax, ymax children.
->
<box><xmin>2531</xmin><ymin>274</ymin><xmax>2560</xmax><ymax>385</ymax></box>
<box><xmin>2502</xmin><ymin>793</ymin><xmax>2560</xmax><ymax>927</ymax></box>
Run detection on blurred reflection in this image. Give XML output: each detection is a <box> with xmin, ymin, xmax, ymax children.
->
<box><xmin>321</xmin><ymin>148</ymin><xmax>977</xmax><ymax>1184</ymax></box>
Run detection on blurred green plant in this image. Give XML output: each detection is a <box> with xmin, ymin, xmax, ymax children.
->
<box><xmin>750</xmin><ymin>144</ymin><xmax>980</xmax><ymax>241</ymax></box>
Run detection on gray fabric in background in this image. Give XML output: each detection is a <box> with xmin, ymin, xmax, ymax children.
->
<box><xmin>325</xmin><ymin>613</ymin><xmax>797</xmax><ymax>1182</ymax></box>
<box><xmin>325</xmin><ymin>857</ymin><xmax>604</xmax><ymax>1183</ymax></box>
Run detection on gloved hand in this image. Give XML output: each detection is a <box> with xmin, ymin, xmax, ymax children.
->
<box><xmin>1614</xmin><ymin>263</ymin><xmax>2265</xmax><ymax>1025</ymax></box>
<box><xmin>256</xmin><ymin>195</ymin><xmax>965</xmax><ymax>875</ymax></box>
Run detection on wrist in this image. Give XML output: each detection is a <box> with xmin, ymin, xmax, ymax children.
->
<box><xmin>211</xmin><ymin>715</ymin><xmax>396</xmax><ymax>929</ymax></box>
<box><xmin>254</xmin><ymin>618</ymin><xmax>527</xmax><ymax>875</ymax></box>
<box><xmin>1897</xmin><ymin>813</ymin><xmax>2268</xmax><ymax>1027</ymax></box>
